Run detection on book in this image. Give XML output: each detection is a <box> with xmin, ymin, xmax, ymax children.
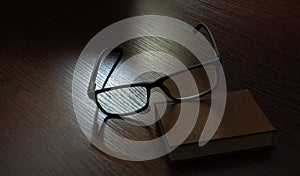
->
<box><xmin>155</xmin><ymin>90</ymin><xmax>276</xmax><ymax>162</ymax></box>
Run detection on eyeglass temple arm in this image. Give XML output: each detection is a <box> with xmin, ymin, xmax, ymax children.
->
<box><xmin>101</xmin><ymin>48</ymin><xmax>123</xmax><ymax>88</ymax></box>
<box><xmin>88</xmin><ymin>24</ymin><xmax>217</xmax><ymax>100</ymax></box>
<box><xmin>194</xmin><ymin>23</ymin><xmax>221</xmax><ymax>61</ymax></box>
<box><xmin>87</xmin><ymin>48</ymin><xmax>123</xmax><ymax>101</ymax></box>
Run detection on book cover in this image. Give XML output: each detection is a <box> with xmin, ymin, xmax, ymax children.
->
<box><xmin>155</xmin><ymin>90</ymin><xmax>276</xmax><ymax>162</ymax></box>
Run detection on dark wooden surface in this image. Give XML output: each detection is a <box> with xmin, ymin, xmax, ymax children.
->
<box><xmin>1</xmin><ymin>0</ymin><xmax>300</xmax><ymax>175</ymax></box>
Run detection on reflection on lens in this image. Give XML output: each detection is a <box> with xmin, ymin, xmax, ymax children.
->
<box><xmin>163</xmin><ymin>65</ymin><xmax>217</xmax><ymax>99</ymax></box>
<box><xmin>97</xmin><ymin>86</ymin><xmax>147</xmax><ymax>114</ymax></box>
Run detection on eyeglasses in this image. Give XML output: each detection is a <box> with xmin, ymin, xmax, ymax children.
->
<box><xmin>88</xmin><ymin>23</ymin><xmax>221</xmax><ymax>116</ymax></box>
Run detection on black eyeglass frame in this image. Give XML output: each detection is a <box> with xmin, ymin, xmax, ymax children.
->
<box><xmin>88</xmin><ymin>23</ymin><xmax>222</xmax><ymax>116</ymax></box>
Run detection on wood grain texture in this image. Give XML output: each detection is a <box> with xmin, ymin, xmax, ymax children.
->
<box><xmin>1</xmin><ymin>0</ymin><xmax>300</xmax><ymax>175</ymax></box>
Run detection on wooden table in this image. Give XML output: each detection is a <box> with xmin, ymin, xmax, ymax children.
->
<box><xmin>1</xmin><ymin>0</ymin><xmax>299</xmax><ymax>175</ymax></box>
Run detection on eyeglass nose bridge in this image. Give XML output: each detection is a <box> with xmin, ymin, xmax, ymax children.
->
<box><xmin>149</xmin><ymin>80</ymin><xmax>180</xmax><ymax>102</ymax></box>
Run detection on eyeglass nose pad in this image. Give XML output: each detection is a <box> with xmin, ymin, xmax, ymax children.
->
<box><xmin>140</xmin><ymin>104</ymin><xmax>151</xmax><ymax>114</ymax></box>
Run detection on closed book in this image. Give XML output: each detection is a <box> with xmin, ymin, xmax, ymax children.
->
<box><xmin>155</xmin><ymin>90</ymin><xmax>276</xmax><ymax>162</ymax></box>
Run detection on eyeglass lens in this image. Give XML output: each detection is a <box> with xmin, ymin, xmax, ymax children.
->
<box><xmin>97</xmin><ymin>86</ymin><xmax>148</xmax><ymax>114</ymax></box>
